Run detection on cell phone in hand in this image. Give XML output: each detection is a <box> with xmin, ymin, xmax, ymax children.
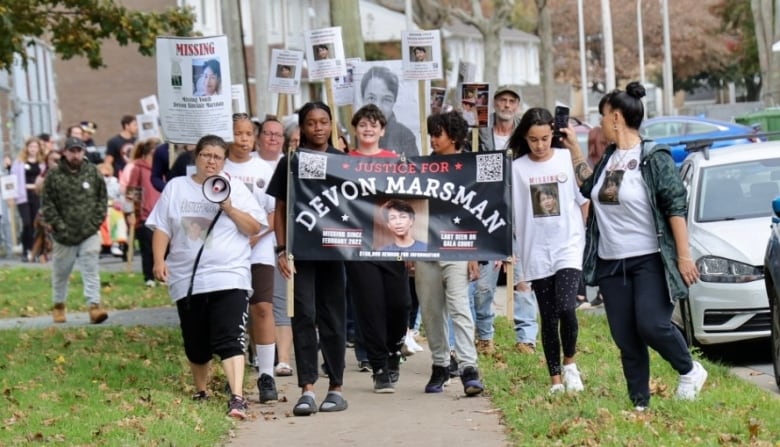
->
<box><xmin>553</xmin><ymin>106</ymin><xmax>570</xmax><ymax>146</ymax></box>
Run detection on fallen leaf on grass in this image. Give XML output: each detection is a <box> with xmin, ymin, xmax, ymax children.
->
<box><xmin>717</xmin><ymin>433</ymin><xmax>741</xmax><ymax>443</ymax></box>
<box><xmin>748</xmin><ymin>418</ymin><xmax>761</xmax><ymax>440</ymax></box>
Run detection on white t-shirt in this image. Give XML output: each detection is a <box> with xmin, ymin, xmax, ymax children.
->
<box><xmin>512</xmin><ymin>149</ymin><xmax>587</xmax><ymax>281</ymax></box>
<box><xmin>591</xmin><ymin>145</ymin><xmax>657</xmax><ymax>259</ymax></box>
<box><xmin>225</xmin><ymin>157</ymin><xmax>276</xmax><ymax>265</ymax></box>
<box><xmin>493</xmin><ymin>133</ymin><xmax>510</xmax><ymax>151</ymax></box>
<box><xmin>146</xmin><ymin>174</ymin><xmax>265</xmax><ymax>301</ymax></box>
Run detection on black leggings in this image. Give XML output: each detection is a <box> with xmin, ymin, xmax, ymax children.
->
<box><xmin>531</xmin><ymin>268</ymin><xmax>581</xmax><ymax>377</ymax></box>
<box><xmin>17</xmin><ymin>194</ymin><xmax>40</xmax><ymax>256</ymax></box>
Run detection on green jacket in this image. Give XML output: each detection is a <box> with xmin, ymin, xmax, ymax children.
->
<box><xmin>580</xmin><ymin>141</ymin><xmax>689</xmax><ymax>301</ymax></box>
<box><xmin>41</xmin><ymin>159</ymin><xmax>107</xmax><ymax>246</ymax></box>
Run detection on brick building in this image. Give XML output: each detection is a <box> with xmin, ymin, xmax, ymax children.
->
<box><xmin>54</xmin><ymin>0</ymin><xmax>175</xmax><ymax>147</ymax></box>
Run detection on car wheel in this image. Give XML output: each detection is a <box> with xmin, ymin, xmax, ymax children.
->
<box><xmin>771</xmin><ymin>289</ymin><xmax>780</xmax><ymax>390</ymax></box>
<box><xmin>679</xmin><ymin>298</ymin><xmax>696</xmax><ymax>347</ymax></box>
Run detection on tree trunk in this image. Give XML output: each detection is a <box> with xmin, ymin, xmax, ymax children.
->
<box><xmin>538</xmin><ymin>1</ymin><xmax>555</xmax><ymax>108</ymax></box>
<box><xmin>331</xmin><ymin>0</ymin><xmax>366</xmax><ymax>60</ymax></box>
<box><xmin>483</xmin><ymin>31</ymin><xmax>501</xmax><ymax>89</ymax></box>
<box><xmin>752</xmin><ymin>0</ymin><xmax>780</xmax><ymax>105</ymax></box>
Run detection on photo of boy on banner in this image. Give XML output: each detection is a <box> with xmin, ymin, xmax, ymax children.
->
<box><xmin>375</xmin><ymin>198</ymin><xmax>428</xmax><ymax>252</ymax></box>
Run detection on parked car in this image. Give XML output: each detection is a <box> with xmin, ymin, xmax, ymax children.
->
<box><xmin>641</xmin><ymin>116</ymin><xmax>762</xmax><ymax>165</ymax></box>
<box><xmin>674</xmin><ymin>142</ymin><xmax>780</xmax><ymax>346</ymax></box>
<box><xmin>763</xmin><ymin>196</ymin><xmax>780</xmax><ymax>388</ymax></box>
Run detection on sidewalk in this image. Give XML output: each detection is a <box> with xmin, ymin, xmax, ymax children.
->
<box><xmin>229</xmin><ymin>345</ymin><xmax>508</xmax><ymax>447</ymax></box>
<box><xmin>0</xmin><ymin>255</ymin><xmax>510</xmax><ymax>446</ymax></box>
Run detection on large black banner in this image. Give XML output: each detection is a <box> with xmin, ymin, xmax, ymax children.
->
<box><xmin>287</xmin><ymin>149</ymin><xmax>513</xmax><ymax>261</ymax></box>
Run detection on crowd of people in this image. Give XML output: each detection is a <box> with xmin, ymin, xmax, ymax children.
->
<box><xmin>0</xmin><ymin>76</ymin><xmax>709</xmax><ymax>421</ymax></box>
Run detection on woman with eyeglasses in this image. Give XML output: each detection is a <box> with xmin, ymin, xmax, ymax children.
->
<box><xmin>146</xmin><ymin>134</ymin><xmax>266</xmax><ymax>420</ymax></box>
<box><xmin>267</xmin><ymin>101</ymin><xmax>349</xmax><ymax>416</ymax></box>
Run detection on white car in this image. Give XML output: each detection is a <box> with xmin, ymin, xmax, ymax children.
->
<box><xmin>674</xmin><ymin>142</ymin><xmax>780</xmax><ymax>345</ymax></box>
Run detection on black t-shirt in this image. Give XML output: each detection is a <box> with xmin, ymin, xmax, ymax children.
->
<box><xmin>24</xmin><ymin>162</ymin><xmax>41</xmax><ymax>185</ymax></box>
<box><xmin>267</xmin><ymin>146</ymin><xmax>343</xmax><ymax>201</ymax></box>
<box><xmin>105</xmin><ymin>134</ymin><xmax>136</xmax><ymax>174</ymax></box>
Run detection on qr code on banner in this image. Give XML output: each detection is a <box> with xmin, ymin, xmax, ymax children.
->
<box><xmin>299</xmin><ymin>152</ymin><xmax>327</xmax><ymax>179</ymax></box>
<box><xmin>476</xmin><ymin>153</ymin><xmax>504</xmax><ymax>182</ymax></box>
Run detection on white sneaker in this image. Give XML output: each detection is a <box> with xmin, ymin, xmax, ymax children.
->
<box><xmin>548</xmin><ymin>384</ymin><xmax>565</xmax><ymax>395</ymax></box>
<box><xmin>145</xmin><ymin>280</ymin><xmax>156</xmax><ymax>288</ymax></box>
<box><xmin>110</xmin><ymin>243</ymin><xmax>123</xmax><ymax>257</ymax></box>
<box><xmin>405</xmin><ymin>334</ymin><xmax>424</xmax><ymax>352</ymax></box>
<box><xmin>676</xmin><ymin>361</ymin><xmax>707</xmax><ymax>400</ymax></box>
<box><xmin>562</xmin><ymin>363</ymin><xmax>584</xmax><ymax>392</ymax></box>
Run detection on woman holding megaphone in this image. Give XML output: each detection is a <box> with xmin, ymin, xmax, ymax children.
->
<box><xmin>146</xmin><ymin>134</ymin><xmax>266</xmax><ymax>420</ymax></box>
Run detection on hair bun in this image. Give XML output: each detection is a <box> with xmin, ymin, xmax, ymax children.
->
<box><xmin>625</xmin><ymin>81</ymin><xmax>646</xmax><ymax>100</ymax></box>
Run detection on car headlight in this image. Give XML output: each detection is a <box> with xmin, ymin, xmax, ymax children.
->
<box><xmin>696</xmin><ymin>256</ymin><xmax>764</xmax><ymax>283</ymax></box>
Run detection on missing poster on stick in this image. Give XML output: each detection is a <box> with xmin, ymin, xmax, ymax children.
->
<box><xmin>268</xmin><ymin>49</ymin><xmax>304</xmax><ymax>95</ymax></box>
<box><xmin>155</xmin><ymin>35</ymin><xmax>233</xmax><ymax>144</ymax></box>
<box><xmin>401</xmin><ymin>30</ymin><xmax>443</xmax><ymax>81</ymax></box>
<box><xmin>304</xmin><ymin>27</ymin><xmax>347</xmax><ymax>80</ymax></box>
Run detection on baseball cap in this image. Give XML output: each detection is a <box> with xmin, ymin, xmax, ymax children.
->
<box><xmin>64</xmin><ymin>137</ymin><xmax>86</xmax><ymax>150</ymax></box>
<box><xmin>80</xmin><ymin>121</ymin><xmax>98</xmax><ymax>134</ymax></box>
<box><xmin>494</xmin><ymin>85</ymin><xmax>522</xmax><ymax>100</ymax></box>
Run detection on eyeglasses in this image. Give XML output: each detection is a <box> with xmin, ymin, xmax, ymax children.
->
<box><xmin>262</xmin><ymin>130</ymin><xmax>284</xmax><ymax>139</ymax></box>
<box><xmin>232</xmin><ymin>113</ymin><xmax>250</xmax><ymax>122</ymax></box>
<box><xmin>198</xmin><ymin>153</ymin><xmax>225</xmax><ymax>162</ymax></box>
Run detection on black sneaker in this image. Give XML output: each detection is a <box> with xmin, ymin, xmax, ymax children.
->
<box><xmin>373</xmin><ymin>369</ymin><xmax>395</xmax><ymax>394</ymax></box>
<box><xmin>590</xmin><ymin>291</ymin><xmax>604</xmax><ymax>307</ymax></box>
<box><xmin>425</xmin><ymin>365</ymin><xmax>450</xmax><ymax>393</ymax></box>
<box><xmin>448</xmin><ymin>353</ymin><xmax>460</xmax><ymax>378</ymax></box>
<box><xmin>358</xmin><ymin>360</ymin><xmax>371</xmax><ymax>372</ymax></box>
<box><xmin>192</xmin><ymin>390</ymin><xmax>208</xmax><ymax>401</ymax></box>
<box><xmin>257</xmin><ymin>373</ymin><xmax>278</xmax><ymax>403</ymax></box>
<box><xmin>388</xmin><ymin>355</ymin><xmax>401</xmax><ymax>384</ymax></box>
<box><xmin>227</xmin><ymin>394</ymin><xmax>248</xmax><ymax>420</ymax></box>
<box><xmin>461</xmin><ymin>366</ymin><xmax>485</xmax><ymax>396</ymax></box>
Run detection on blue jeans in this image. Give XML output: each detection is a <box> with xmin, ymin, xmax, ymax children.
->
<box><xmin>512</xmin><ymin>261</ymin><xmax>538</xmax><ymax>345</ymax></box>
<box><xmin>468</xmin><ymin>262</ymin><xmax>500</xmax><ymax>341</ymax></box>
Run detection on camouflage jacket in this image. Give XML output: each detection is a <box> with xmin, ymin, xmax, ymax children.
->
<box><xmin>41</xmin><ymin>159</ymin><xmax>107</xmax><ymax>246</ymax></box>
<box><xmin>580</xmin><ymin>141</ymin><xmax>689</xmax><ymax>302</ymax></box>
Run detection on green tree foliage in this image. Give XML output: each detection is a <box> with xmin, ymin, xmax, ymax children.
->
<box><xmin>0</xmin><ymin>0</ymin><xmax>195</xmax><ymax>70</ymax></box>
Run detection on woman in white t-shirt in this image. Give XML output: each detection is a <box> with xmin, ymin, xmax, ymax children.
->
<box><xmin>562</xmin><ymin>82</ymin><xmax>705</xmax><ymax>411</ymax></box>
<box><xmin>508</xmin><ymin>107</ymin><xmax>588</xmax><ymax>395</ymax></box>
<box><xmin>146</xmin><ymin>134</ymin><xmax>265</xmax><ymax>420</ymax></box>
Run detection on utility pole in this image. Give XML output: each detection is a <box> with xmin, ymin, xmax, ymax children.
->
<box><xmin>577</xmin><ymin>0</ymin><xmax>588</xmax><ymax>120</ymax></box>
<box><xmin>331</xmin><ymin>0</ymin><xmax>365</xmax><ymax>143</ymax></box>
<box><xmin>220</xmin><ymin>0</ymin><xmax>249</xmax><ymax>114</ymax></box>
<box><xmin>251</xmin><ymin>3</ymin><xmax>270</xmax><ymax>117</ymax></box>
<box><xmin>661</xmin><ymin>0</ymin><xmax>673</xmax><ymax>115</ymax></box>
<box><xmin>601</xmin><ymin>0</ymin><xmax>615</xmax><ymax>92</ymax></box>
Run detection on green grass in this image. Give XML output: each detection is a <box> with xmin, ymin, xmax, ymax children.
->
<box><xmin>2</xmin><ymin>266</ymin><xmax>780</xmax><ymax>445</ymax></box>
<box><xmin>0</xmin><ymin>326</ymin><xmax>235</xmax><ymax>446</ymax></box>
<box><xmin>481</xmin><ymin>314</ymin><xmax>780</xmax><ymax>446</ymax></box>
<box><xmin>0</xmin><ymin>266</ymin><xmax>170</xmax><ymax>318</ymax></box>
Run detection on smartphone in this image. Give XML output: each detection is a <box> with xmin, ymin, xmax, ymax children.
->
<box><xmin>553</xmin><ymin>106</ymin><xmax>570</xmax><ymax>145</ymax></box>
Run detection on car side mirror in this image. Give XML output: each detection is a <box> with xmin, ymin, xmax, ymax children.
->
<box><xmin>772</xmin><ymin>196</ymin><xmax>780</xmax><ymax>222</ymax></box>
